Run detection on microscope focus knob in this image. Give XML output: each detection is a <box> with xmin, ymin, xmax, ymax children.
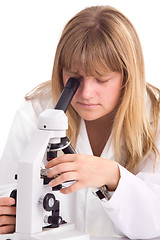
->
<box><xmin>43</xmin><ymin>193</ymin><xmax>56</xmax><ymax>211</ymax></box>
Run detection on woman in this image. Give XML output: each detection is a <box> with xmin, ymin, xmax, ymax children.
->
<box><xmin>0</xmin><ymin>5</ymin><xmax>160</xmax><ymax>239</ymax></box>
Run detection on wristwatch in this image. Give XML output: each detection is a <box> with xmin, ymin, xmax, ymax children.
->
<box><xmin>95</xmin><ymin>185</ymin><xmax>111</xmax><ymax>200</ymax></box>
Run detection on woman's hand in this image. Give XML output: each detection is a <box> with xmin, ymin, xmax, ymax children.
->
<box><xmin>45</xmin><ymin>154</ymin><xmax>120</xmax><ymax>194</ymax></box>
<box><xmin>0</xmin><ymin>197</ymin><xmax>16</xmax><ymax>234</ymax></box>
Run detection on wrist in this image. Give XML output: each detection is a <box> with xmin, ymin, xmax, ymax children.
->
<box><xmin>106</xmin><ymin>161</ymin><xmax>120</xmax><ymax>191</ymax></box>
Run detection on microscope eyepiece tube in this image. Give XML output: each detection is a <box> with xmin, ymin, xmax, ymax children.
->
<box><xmin>54</xmin><ymin>78</ymin><xmax>80</xmax><ymax>112</ymax></box>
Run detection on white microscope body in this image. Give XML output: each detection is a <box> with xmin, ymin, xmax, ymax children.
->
<box><xmin>2</xmin><ymin>78</ymin><xmax>89</xmax><ymax>240</ymax></box>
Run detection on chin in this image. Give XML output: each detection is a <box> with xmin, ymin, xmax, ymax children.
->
<box><xmin>80</xmin><ymin>115</ymin><xmax>101</xmax><ymax>121</ymax></box>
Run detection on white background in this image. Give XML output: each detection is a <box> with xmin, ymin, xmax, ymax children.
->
<box><xmin>0</xmin><ymin>0</ymin><xmax>160</xmax><ymax>156</ymax></box>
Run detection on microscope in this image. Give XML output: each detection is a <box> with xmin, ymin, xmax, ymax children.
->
<box><xmin>3</xmin><ymin>78</ymin><xmax>89</xmax><ymax>240</ymax></box>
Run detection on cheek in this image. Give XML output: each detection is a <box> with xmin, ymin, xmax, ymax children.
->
<box><xmin>102</xmin><ymin>83</ymin><xmax>122</xmax><ymax>106</ymax></box>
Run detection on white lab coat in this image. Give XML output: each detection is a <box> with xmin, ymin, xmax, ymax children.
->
<box><xmin>0</xmin><ymin>90</ymin><xmax>160</xmax><ymax>239</ymax></box>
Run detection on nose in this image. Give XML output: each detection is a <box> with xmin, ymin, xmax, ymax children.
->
<box><xmin>78</xmin><ymin>77</ymin><xmax>95</xmax><ymax>99</ymax></box>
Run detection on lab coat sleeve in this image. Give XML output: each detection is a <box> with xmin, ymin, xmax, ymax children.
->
<box><xmin>0</xmin><ymin>100</ymin><xmax>38</xmax><ymax>187</ymax></box>
<box><xmin>100</xmin><ymin>158</ymin><xmax>160</xmax><ymax>239</ymax></box>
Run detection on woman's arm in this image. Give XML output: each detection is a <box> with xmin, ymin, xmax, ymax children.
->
<box><xmin>101</xmin><ymin>162</ymin><xmax>160</xmax><ymax>239</ymax></box>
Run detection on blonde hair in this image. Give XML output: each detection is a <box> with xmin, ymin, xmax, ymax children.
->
<box><xmin>26</xmin><ymin>6</ymin><xmax>160</xmax><ymax>173</ymax></box>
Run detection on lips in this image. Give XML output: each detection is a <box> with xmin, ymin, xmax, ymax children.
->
<box><xmin>77</xmin><ymin>102</ymin><xmax>99</xmax><ymax>108</ymax></box>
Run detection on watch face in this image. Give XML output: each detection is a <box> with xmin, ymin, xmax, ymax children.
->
<box><xmin>95</xmin><ymin>185</ymin><xmax>110</xmax><ymax>200</ymax></box>
<box><xmin>95</xmin><ymin>190</ymin><xmax>105</xmax><ymax>200</ymax></box>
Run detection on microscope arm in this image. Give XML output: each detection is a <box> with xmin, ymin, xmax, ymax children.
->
<box><xmin>16</xmin><ymin>129</ymin><xmax>65</xmax><ymax>234</ymax></box>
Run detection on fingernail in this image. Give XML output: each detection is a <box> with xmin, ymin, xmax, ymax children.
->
<box><xmin>49</xmin><ymin>181</ymin><xmax>52</xmax><ymax>186</ymax></box>
<box><xmin>9</xmin><ymin>198</ymin><xmax>15</xmax><ymax>205</ymax></box>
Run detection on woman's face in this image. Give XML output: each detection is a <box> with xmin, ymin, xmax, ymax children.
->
<box><xmin>62</xmin><ymin>68</ymin><xmax>123</xmax><ymax>121</ymax></box>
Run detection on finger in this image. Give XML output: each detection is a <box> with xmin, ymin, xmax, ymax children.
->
<box><xmin>49</xmin><ymin>172</ymin><xmax>77</xmax><ymax>187</ymax></box>
<box><xmin>0</xmin><ymin>224</ymin><xmax>15</xmax><ymax>234</ymax></box>
<box><xmin>60</xmin><ymin>182</ymin><xmax>83</xmax><ymax>194</ymax></box>
<box><xmin>0</xmin><ymin>215</ymin><xmax>16</xmax><ymax>226</ymax></box>
<box><xmin>47</xmin><ymin>162</ymin><xmax>77</xmax><ymax>178</ymax></box>
<box><xmin>0</xmin><ymin>197</ymin><xmax>15</xmax><ymax>206</ymax></box>
<box><xmin>45</xmin><ymin>154</ymin><xmax>77</xmax><ymax>169</ymax></box>
<box><xmin>0</xmin><ymin>206</ymin><xmax>16</xmax><ymax>215</ymax></box>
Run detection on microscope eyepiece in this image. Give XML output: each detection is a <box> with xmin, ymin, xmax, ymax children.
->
<box><xmin>54</xmin><ymin>78</ymin><xmax>80</xmax><ymax>112</ymax></box>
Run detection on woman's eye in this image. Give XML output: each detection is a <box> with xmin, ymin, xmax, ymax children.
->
<box><xmin>75</xmin><ymin>76</ymin><xmax>83</xmax><ymax>81</ymax></box>
<box><xmin>96</xmin><ymin>78</ymin><xmax>110</xmax><ymax>83</ymax></box>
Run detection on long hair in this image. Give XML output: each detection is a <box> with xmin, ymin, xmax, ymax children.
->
<box><xmin>26</xmin><ymin>6</ymin><xmax>160</xmax><ymax>173</ymax></box>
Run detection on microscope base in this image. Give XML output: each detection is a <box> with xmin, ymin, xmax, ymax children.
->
<box><xmin>2</xmin><ymin>223</ymin><xmax>89</xmax><ymax>240</ymax></box>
